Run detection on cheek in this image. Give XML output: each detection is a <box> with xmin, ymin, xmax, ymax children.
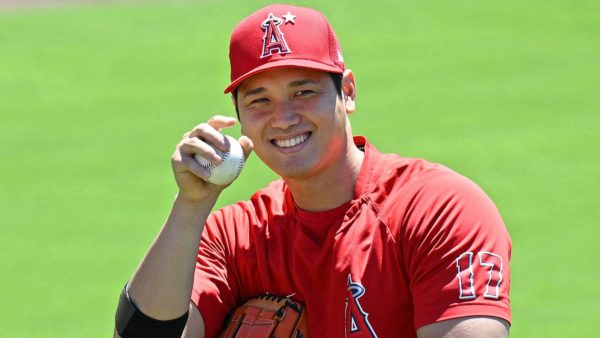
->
<box><xmin>318</xmin><ymin>97</ymin><xmax>346</xmax><ymax>126</ymax></box>
<box><xmin>240</xmin><ymin>118</ymin><xmax>267</xmax><ymax>153</ymax></box>
<box><xmin>299</xmin><ymin>95</ymin><xmax>338</xmax><ymax>121</ymax></box>
<box><xmin>239</xmin><ymin>122</ymin><xmax>257</xmax><ymax>147</ymax></box>
<box><xmin>239</xmin><ymin>110</ymin><xmax>259</xmax><ymax>133</ymax></box>
<box><xmin>240</xmin><ymin>125</ymin><xmax>258</xmax><ymax>144</ymax></box>
<box><xmin>240</xmin><ymin>107</ymin><xmax>270</xmax><ymax>127</ymax></box>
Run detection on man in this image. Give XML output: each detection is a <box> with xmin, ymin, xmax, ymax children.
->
<box><xmin>114</xmin><ymin>4</ymin><xmax>511</xmax><ymax>338</ymax></box>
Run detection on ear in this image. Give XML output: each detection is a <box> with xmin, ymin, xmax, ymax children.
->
<box><xmin>341</xmin><ymin>69</ymin><xmax>356</xmax><ymax>114</ymax></box>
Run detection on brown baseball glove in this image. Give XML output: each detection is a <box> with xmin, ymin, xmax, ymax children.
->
<box><xmin>218</xmin><ymin>294</ymin><xmax>309</xmax><ymax>338</ymax></box>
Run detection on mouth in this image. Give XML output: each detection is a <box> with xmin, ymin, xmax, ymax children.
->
<box><xmin>271</xmin><ymin>132</ymin><xmax>311</xmax><ymax>149</ymax></box>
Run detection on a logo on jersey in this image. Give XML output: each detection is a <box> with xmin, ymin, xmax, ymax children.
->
<box><xmin>260</xmin><ymin>13</ymin><xmax>292</xmax><ymax>58</ymax></box>
<box><xmin>345</xmin><ymin>274</ymin><xmax>378</xmax><ymax>338</ymax></box>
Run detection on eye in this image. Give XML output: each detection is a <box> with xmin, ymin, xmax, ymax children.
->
<box><xmin>294</xmin><ymin>90</ymin><xmax>315</xmax><ymax>97</ymax></box>
<box><xmin>249</xmin><ymin>97</ymin><xmax>269</xmax><ymax>105</ymax></box>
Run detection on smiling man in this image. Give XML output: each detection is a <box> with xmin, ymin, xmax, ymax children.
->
<box><xmin>114</xmin><ymin>4</ymin><xmax>511</xmax><ymax>338</ymax></box>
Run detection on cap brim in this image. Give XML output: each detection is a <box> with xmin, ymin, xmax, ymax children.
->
<box><xmin>224</xmin><ymin>59</ymin><xmax>344</xmax><ymax>94</ymax></box>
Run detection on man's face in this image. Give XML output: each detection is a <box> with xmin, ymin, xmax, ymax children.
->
<box><xmin>236</xmin><ymin>67</ymin><xmax>353</xmax><ymax>181</ymax></box>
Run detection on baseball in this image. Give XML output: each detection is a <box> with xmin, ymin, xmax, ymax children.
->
<box><xmin>194</xmin><ymin>135</ymin><xmax>245</xmax><ymax>185</ymax></box>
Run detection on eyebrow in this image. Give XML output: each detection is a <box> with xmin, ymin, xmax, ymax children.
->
<box><xmin>288</xmin><ymin>79</ymin><xmax>320</xmax><ymax>87</ymax></box>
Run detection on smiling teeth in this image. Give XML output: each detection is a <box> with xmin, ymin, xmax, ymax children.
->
<box><xmin>274</xmin><ymin>133</ymin><xmax>308</xmax><ymax>148</ymax></box>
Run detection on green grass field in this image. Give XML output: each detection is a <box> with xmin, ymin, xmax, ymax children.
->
<box><xmin>1</xmin><ymin>0</ymin><xmax>598</xmax><ymax>336</ymax></box>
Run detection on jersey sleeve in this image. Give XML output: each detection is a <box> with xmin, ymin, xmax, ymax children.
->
<box><xmin>190</xmin><ymin>204</ymin><xmax>248</xmax><ymax>337</ymax></box>
<box><xmin>398</xmin><ymin>170</ymin><xmax>511</xmax><ymax>330</ymax></box>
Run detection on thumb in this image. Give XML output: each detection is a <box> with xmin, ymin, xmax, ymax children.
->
<box><xmin>238</xmin><ymin>135</ymin><xmax>254</xmax><ymax>160</ymax></box>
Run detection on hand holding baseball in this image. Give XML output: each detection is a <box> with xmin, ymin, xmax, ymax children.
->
<box><xmin>171</xmin><ymin>115</ymin><xmax>253</xmax><ymax>203</ymax></box>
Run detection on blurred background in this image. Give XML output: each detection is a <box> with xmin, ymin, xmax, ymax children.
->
<box><xmin>0</xmin><ymin>0</ymin><xmax>598</xmax><ymax>336</ymax></box>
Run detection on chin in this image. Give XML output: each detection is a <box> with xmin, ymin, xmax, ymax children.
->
<box><xmin>259</xmin><ymin>150</ymin><xmax>321</xmax><ymax>181</ymax></box>
<box><xmin>270</xmin><ymin>162</ymin><xmax>316</xmax><ymax>181</ymax></box>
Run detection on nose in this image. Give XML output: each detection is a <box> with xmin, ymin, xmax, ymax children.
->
<box><xmin>271</xmin><ymin>100</ymin><xmax>300</xmax><ymax>129</ymax></box>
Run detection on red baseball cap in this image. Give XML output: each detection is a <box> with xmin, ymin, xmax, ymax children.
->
<box><xmin>224</xmin><ymin>4</ymin><xmax>345</xmax><ymax>94</ymax></box>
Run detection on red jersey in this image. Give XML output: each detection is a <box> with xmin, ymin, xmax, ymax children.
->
<box><xmin>192</xmin><ymin>136</ymin><xmax>511</xmax><ymax>337</ymax></box>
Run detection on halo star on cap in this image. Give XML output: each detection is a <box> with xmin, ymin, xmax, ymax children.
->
<box><xmin>225</xmin><ymin>4</ymin><xmax>345</xmax><ymax>94</ymax></box>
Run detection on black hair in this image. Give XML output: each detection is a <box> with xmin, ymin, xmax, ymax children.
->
<box><xmin>232</xmin><ymin>72</ymin><xmax>343</xmax><ymax>119</ymax></box>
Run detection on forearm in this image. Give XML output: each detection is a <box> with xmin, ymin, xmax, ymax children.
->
<box><xmin>126</xmin><ymin>192</ymin><xmax>218</xmax><ymax>320</ymax></box>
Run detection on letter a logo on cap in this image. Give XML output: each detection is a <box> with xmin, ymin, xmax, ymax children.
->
<box><xmin>260</xmin><ymin>13</ymin><xmax>291</xmax><ymax>58</ymax></box>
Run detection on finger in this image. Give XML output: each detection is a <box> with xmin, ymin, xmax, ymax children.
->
<box><xmin>180</xmin><ymin>138</ymin><xmax>222</xmax><ymax>163</ymax></box>
<box><xmin>187</xmin><ymin>123</ymin><xmax>228</xmax><ymax>152</ymax></box>
<box><xmin>172</xmin><ymin>144</ymin><xmax>212</xmax><ymax>179</ymax></box>
<box><xmin>207</xmin><ymin>115</ymin><xmax>237</xmax><ymax>131</ymax></box>
<box><xmin>180</xmin><ymin>152</ymin><xmax>212</xmax><ymax>180</ymax></box>
<box><xmin>238</xmin><ymin>135</ymin><xmax>254</xmax><ymax>160</ymax></box>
